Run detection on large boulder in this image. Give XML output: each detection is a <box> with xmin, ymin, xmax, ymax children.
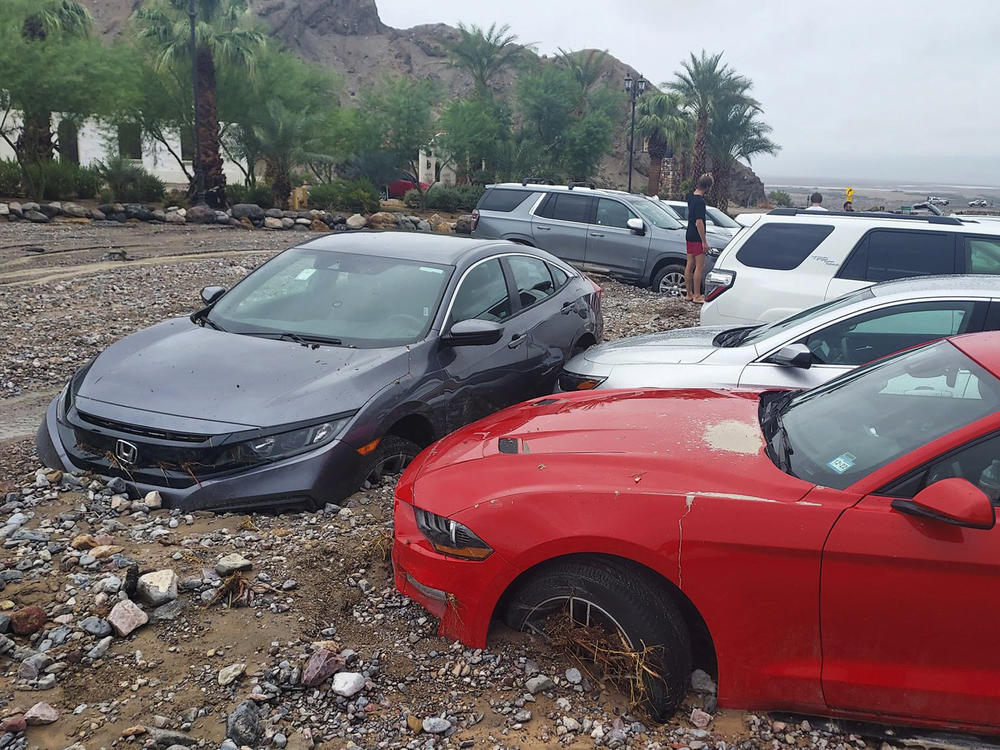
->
<box><xmin>231</xmin><ymin>203</ymin><xmax>264</xmax><ymax>220</ymax></box>
<box><xmin>345</xmin><ymin>213</ymin><xmax>367</xmax><ymax>230</ymax></box>
<box><xmin>454</xmin><ymin>214</ymin><xmax>475</xmax><ymax>235</ymax></box>
<box><xmin>37</xmin><ymin>203</ymin><xmax>62</xmax><ymax>218</ymax></box>
<box><xmin>25</xmin><ymin>210</ymin><xmax>49</xmax><ymax>223</ymax></box>
<box><xmin>263</xmin><ymin>217</ymin><xmax>283</xmax><ymax>230</ymax></box>
<box><xmin>366</xmin><ymin>211</ymin><xmax>399</xmax><ymax>230</ymax></box>
<box><xmin>185</xmin><ymin>204</ymin><xmax>217</xmax><ymax>224</ymax></box>
<box><xmin>428</xmin><ymin>213</ymin><xmax>452</xmax><ymax>234</ymax></box>
<box><xmin>61</xmin><ymin>202</ymin><xmax>88</xmax><ymax>218</ymax></box>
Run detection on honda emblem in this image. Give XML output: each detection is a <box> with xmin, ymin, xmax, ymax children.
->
<box><xmin>115</xmin><ymin>439</ymin><xmax>138</xmax><ymax>465</ymax></box>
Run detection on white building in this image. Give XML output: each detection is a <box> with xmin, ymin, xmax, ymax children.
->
<box><xmin>0</xmin><ymin>112</ymin><xmax>246</xmax><ymax>188</ymax></box>
<box><xmin>418</xmin><ymin>148</ymin><xmax>457</xmax><ymax>187</ymax></box>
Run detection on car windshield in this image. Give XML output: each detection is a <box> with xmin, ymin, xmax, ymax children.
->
<box><xmin>208</xmin><ymin>248</ymin><xmax>453</xmax><ymax>348</ymax></box>
<box><xmin>763</xmin><ymin>340</ymin><xmax>1000</xmax><ymax>489</ymax></box>
<box><xmin>734</xmin><ymin>287</ymin><xmax>876</xmax><ymax>347</ymax></box>
<box><xmin>629</xmin><ymin>198</ymin><xmax>683</xmax><ymax>230</ymax></box>
<box><xmin>706</xmin><ymin>207</ymin><xmax>739</xmax><ymax>228</ymax></box>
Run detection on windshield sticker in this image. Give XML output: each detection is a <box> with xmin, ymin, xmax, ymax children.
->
<box><xmin>419</xmin><ymin>266</ymin><xmax>444</xmax><ymax>274</ymax></box>
<box><xmin>827</xmin><ymin>452</ymin><xmax>856</xmax><ymax>474</ymax></box>
<box><xmin>295</xmin><ymin>268</ymin><xmax>316</xmax><ymax>280</ymax></box>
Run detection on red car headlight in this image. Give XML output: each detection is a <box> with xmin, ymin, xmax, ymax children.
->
<box><xmin>413</xmin><ymin>506</ymin><xmax>493</xmax><ymax>560</ymax></box>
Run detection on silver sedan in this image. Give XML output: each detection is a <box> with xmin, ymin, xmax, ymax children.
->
<box><xmin>558</xmin><ymin>275</ymin><xmax>1000</xmax><ymax>392</ymax></box>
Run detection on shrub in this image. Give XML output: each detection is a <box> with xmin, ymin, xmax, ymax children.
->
<box><xmin>402</xmin><ymin>189</ymin><xmax>421</xmax><ymax>209</ymax></box>
<box><xmin>75</xmin><ymin>166</ymin><xmax>100</xmax><ymax>200</ymax></box>
<box><xmin>767</xmin><ymin>190</ymin><xmax>793</xmax><ymax>208</ymax></box>
<box><xmin>418</xmin><ymin>184</ymin><xmax>486</xmax><ymax>213</ymax></box>
<box><xmin>309</xmin><ymin>178</ymin><xmax>379</xmax><ymax>214</ymax></box>
<box><xmin>247</xmin><ymin>184</ymin><xmax>274</xmax><ymax>209</ymax></box>
<box><xmin>0</xmin><ymin>159</ymin><xmax>22</xmax><ymax>197</ymax></box>
<box><xmin>95</xmin><ymin>157</ymin><xmax>164</xmax><ymax>203</ymax></box>
<box><xmin>164</xmin><ymin>189</ymin><xmax>190</xmax><ymax>209</ymax></box>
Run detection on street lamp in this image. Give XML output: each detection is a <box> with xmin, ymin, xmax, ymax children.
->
<box><xmin>624</xmin><ymin>73</ymin><xmax>647</xmax><ymax>193</ymax></box>
<box><xmin>188</xmin><ymin>0</ymin><xmax>206</xmax><ymax>206</ymax></box>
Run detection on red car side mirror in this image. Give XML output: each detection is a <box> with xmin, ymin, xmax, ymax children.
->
<box><xmin>891</xmin><ymin>478</ymin><xmax>996</xmax><ymax>530</ymax></box>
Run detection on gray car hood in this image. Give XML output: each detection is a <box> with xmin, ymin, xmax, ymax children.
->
<box><xmin>76</xmin><ymin>318</ymin><xmax>409</xmax><ymax>430</ymax></box>
<box><xmin>580</xmin><ymin>326</ymin><xmax>731</xmax><ymax>365</ymax></box>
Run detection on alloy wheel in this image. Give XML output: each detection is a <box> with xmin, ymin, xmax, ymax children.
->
<box><xmin>657</xmin><ymin>271</ymin><xmax>686</xmax><ymax>297</ymax></box>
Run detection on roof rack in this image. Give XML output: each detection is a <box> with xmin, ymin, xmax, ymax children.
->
<box><xmin>767</xmin><ymin>208</ymin><xmax>962</xmax><ymax>225</ymax></box>
<box><xmin>521</xmin><ymin>177</ymin><xmax>555</xmax><ymax>186</ymax></box>
<box><xmin>567</xmin><ymin>181</ymin><xmax>596</xmax><ymax>191</ymax></box>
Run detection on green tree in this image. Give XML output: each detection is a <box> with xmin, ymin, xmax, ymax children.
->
<box><xmin>555</xmin><ymin>48</ymin><xmax>609</xmax><ymax>95</ymax></box>
<box><xmin>360</xmin><ymin>75</ymin><xmax>438</xmax><ymax>207</ymax></box>
<box><xmin>707</xmin><ymin>98</ymin><xmax>779</xmax><ymax>211</ymax></box>
<box><xmin>444</xmin><ymin>22</ymin><xmax>527</xmax><ymax>96</ymax></box>
<box><xmin>134</xmin><ymin>0</ymin><xmax>265</xmax><ymax>207</ymax></box>
<box><xmin>768</xmin><ymin>190</ymin><xmax>793</xmax><ymax>207</ymax></box>
<box><xmin>636</xmin><ymin>91</ymin><xmax>691</xmax><ymax>197</ymax></box>
<box><xmin>437</xmin><ymin>96</ymin><xmax>510</xmax><ymax>182</ymax></box>
<box><xmin>0</xmin><ymin>0</ymin><xmax>122</xmax><ymax>199</ymax></box>
<box><xmin>668</xmin><ymin>50</ymin><xmax>755</xmax><ymax>181</ymax></box>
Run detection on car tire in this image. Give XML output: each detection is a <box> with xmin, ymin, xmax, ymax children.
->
<box><xmin>503</xmin><ymin>556</ymin><xmax>692</xmax><ymax>720</ymax></box>
<box><xmin>651</xmin><ymin>264</ymin><xmax>687</xmax><ymax>298</ymax></box>
<box><xmin>360</xmin><ymin>435</ymin><xmax>420</xmax><ymax>491</ymax></box>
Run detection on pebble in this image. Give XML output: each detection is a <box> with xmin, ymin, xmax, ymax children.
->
<box><xmin>218</xmin><ymin>662</ymin><xmax>246</xmax><ymax>686</ymax></box>
<box><xmin>422</xmin><ymin>717</ymin><xmax>451</xmax><ymax>734</ymax></box>
<box><xmin>107</xmin><ymin>599</ymin><xmax>148</xmax><ymax>636</ymax></box>
<box><xmin>331</xmin><ymin>671</ymin><xmax>366</xmax><ymax>697</ymax></box>
<box><xmin>215</xmin><ymin>552</ymin><xmax>252</xmax><ymax>576</ymax></box>
<box><xmin>525</xmin><ymin>674</ymin><xmax>555</xmax><ymax>694</ymax></box>
<box><xmin>24</xmin><ymin>702</ymin><xmax>59</xmax><ymax>725</ymax></box>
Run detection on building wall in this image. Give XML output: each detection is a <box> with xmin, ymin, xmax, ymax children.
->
<box><xmin>418</xmin><ymin>149</ymin><xmax>457</xmax><ymax>187</ymax></box>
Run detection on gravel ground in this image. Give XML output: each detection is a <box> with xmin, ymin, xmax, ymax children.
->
<box><xmin>0</xmin><ymin>223</ymin><xmax>900</xmax><ymax>750</ymax></box>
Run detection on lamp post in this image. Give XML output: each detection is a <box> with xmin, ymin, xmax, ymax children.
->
<box><xmin>624</xmin><ymin>73</ymin><xmax>647</xmax><ymax>193</ymax></box>
<box><xmin>188</xmin><ymin>0</ymin><xmax>206</xmax><ymax>206</ymax></box>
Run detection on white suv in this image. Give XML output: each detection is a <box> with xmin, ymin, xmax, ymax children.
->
<box><xmin>700</xmin><ymin>209</ymin><xmax>1000</xmax><ymax>325</ymax></box>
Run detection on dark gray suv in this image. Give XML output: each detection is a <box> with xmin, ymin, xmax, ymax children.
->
<box><xmin>471</xmin><ymin>182</ymin><xmax>725</xmax><ymax>295</ymax></box>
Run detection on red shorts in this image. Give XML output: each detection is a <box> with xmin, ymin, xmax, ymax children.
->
<box><xmin>686</xmin><ymin>241</ymin><xmax>704</xmax><ymax>256</ymax></box>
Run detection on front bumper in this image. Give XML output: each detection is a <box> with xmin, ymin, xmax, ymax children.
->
<box><xmin>392</xmin><ymin>497</ymin><xmax>509</xmax><ymax>648</ymax></box>
<box><xmin>36</xmin><ymin>395</ymin><xmax>365</xmax><ymax>511</ymax></box>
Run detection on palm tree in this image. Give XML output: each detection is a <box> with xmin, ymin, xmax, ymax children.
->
<box><xmin>668</xmin><ymin>50</ymin><xmax>755</xmax><ymax>181</ymax></box>
<box><xmin>444</xmin><ymin>22</ymin><xmax>527</xmax><ymax>96</ymax></box>
<box><xmin>16</xmin><ymin>0</ymin><xmax>93</xmax><ymax>164</ymax></box>
<box><xmin>706</xmin><ymin>98</ymin><xmax>778</xmax><ymax>211</ymax></box>
<box><xmin>636</xmin><ymin>91</ymin><xmax>691</xmax><ymax>197</ymax></box>
<box><xmin>134</xmin><ymin>0</ymin><xmax>265</xmax><ymax>207</ymax></box>
<box><xmin>556</xmin><ymin>48</ymin><xmax>608</xmax><ymax>95</ymax></box>
<box><xmin>252</xmin><ymin>102</ymin><xmax>331</xmax><ymax>208</ymax></box>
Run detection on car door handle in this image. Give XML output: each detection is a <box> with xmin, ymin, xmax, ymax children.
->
<box><xmin>535</xmin><ymin>225</ymin><xmax>552</xmax><ymax>231</ymax></box>
<box><xmin>508</xmin><ymin>333</ymin><xmax>527</xmax><ymax>349</ymax></box>
<box><xmin>589</xmin><ymin>232</ymin><xmax>605</xmax><ymax>237</ymax></box>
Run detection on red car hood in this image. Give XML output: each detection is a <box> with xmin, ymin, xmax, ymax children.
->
<box><xmin>404</xmin><ymin>388</ymin><xmax>814</xmax><ymax>516</ymax></box>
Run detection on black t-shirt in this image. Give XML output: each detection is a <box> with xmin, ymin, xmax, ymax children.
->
<box><xmin>686</xmin><ymin>193</ymin><xmax>707</xmax><ymax>243</ymax></box>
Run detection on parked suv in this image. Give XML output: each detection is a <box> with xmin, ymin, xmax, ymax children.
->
<box><xmin>701</xmin><ymin>208</ymin><xmax>1000</xmax><ymax>325</ymax></box>
<box><xmin>660</xmin><ymin>198</ymin><xmax>741</xmax><ymax>242</ymax></box>
<box><xmin>472</xmin><ymin>181</ymin><xmax>728</xmax><ymax>296</ymax></box>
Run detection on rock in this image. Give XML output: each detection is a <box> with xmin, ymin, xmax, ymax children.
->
<box><xmin>148</xmin><ymin>727</ymin><xmax>198</xmax><ymax>747</ymax></box>
<box><xmin>107</xmin><ymin>599</ymin><xmax>148</xmax><ymax>637</ymax></box>
<box><xmin>62</xmin><ymin>202</ymin><xmax>88</xmax><ymax>218</ymax></box>
<box><xmin>144</xmin><ymin>490</ymin><xmax>162</xmax><ymax>509</ymax></box>
<box><xmin>690</xmin><ymin>707</ymin><xmax>713</xmax><ymax>728</ymax></box>
<box><xmin>263</xmin><ymin>216</ymin><xmax>283</xmax><ymax>229</ymax></box>
<box><xmin>294</xmin><ymin>217</ymin><xmax>311</xmax><ymax>226</ymax></box>
<box><xmin>416</xmin><ymin>219</ymin><xmax>431</xmax><ymax>232</ymax></box>
<box><xmin>231</xmin><ymin>203</ymin><xmax>264</xmax><ymax>220</ymax></box>
<box><xmin>331</xmin><ymin>671</ymin><xmax>365</xmax><ymax>697</ymax></box>
<box><xmin>218</xmin><ymin>662</ymin><xmax>246</xmax><ymax>686</ymax></box>
<box><xmin>10</xmin><ymin>605</ymin><xmax>46</xmax><ymax>635</ymax></box>
<box><xmin>24</xmin><ymin>702</ymin><xmax>59</xmax><ymax>725</ymax></box>
<box><xmin>37</xmin><ymin>203</ymin><xmax>62</xmax><ymax>218</ymax></box>
<box><xmin>281</xmin><ymin>217</ymin><xmax>295</xmax><ymax>229</ymax></box>
<box><xmin>428</xmin><ymin>213</ymin><xmax>452</xmax><ymax>233</ymax></box>
<box><xmin>80</xmin><ymin>616</ymin><xmax>112</xmax><ymax>637</ymax></box>
<box><xmin>345</xmin><ymin>213</ymin><xmax>367</xmax><ymax>229</ymax></box>
<box><xmin>691</xmin><ymin>668</ymin><xmax>717</xmax><ymax>694</ymax></box>
<box><xmin>87</xmin><ymin>635</ymin><xmax>112</xmax><ymax>659</ymax></box>
<box><xmin>565</xmin><ymin>667</ymin><xmax>583</xmax><ymax>684</ymax></box>
<box><xmin>164</xmin><ymin>211</ymin><xmax>185</xmax><ymax>224</ymax></box>
<box><xmin>422</xmin><ymin>717</ymin><xmax>451</xmax><ymax>734</ymax></box>
<box><xmin>301</xmin><ymin>648</ymin><xmax>345</xmax><ymax>687</ymax></box>
<box><xmin>366</xmin><ymin>211</ymin><xmax>399</xmax><ymax>230</ymax></box>
<box><xmin>0</xmin><ymin>715</ymin><xmax>25</xmax><ymax>733</ymax></box>
<box><xmin>455</xmin><ymin>214</ymin><xmax>475</xmax><ymax>234</ymax></box>
<box><xmin>90</xmin><ymin>544</ymin><xmax>123</xmax><ymax>559</ymax></box>
<box><xmin>151</xmin><ymin>599</ymin><xmax>185</xmax><ymax>621</ymax></box>
<box><xmin>216</xmin><ymin>553</ymin><xmax>252</xmax><ymax>576</ymax></box>
<box><xmin>525</xmin><ymin>674</ymin><xmax>555</xmax><ymax>694</ymax></box>
<box><xmin>137</xmin><ymin>570</ymin><xmax>178</xmax><ymax>606</ymax></box>
<box><xmin>185</xmin><ymin>204</ymin><xmax>217</xmax><ymax>224</ymax></box>
<box><xmin>0</xmin><ymin>203</ymin><xmax>8</xmax><ymax>218</ymax></box>
<box><xmin>25</xmin><ymin>210</ymin><xmax>50</xmax><ymax>223</ymax></box>
<box><xmin>215</xmin><ymin>210</ymin><xmax>230</xmax><ymax>224</ymax></box>
<box><xmin>264</xmin><ymin>207</ymin><xmax>284</xmax><ymax>218</ymax></box>
<box><xmin>309</xmin><ymin>218</ymin><xmax>327</xmax><ymax>231</ymax></box>
<box><xmin>406</xmin><ymin>714</ymin><xmax>422</xmax><ymax>733</ymax></box>
<box><xmin>227</xmin><ymin>700</ymin><xmax>261</xmax><ymax>746</ymax></box>
<box><xmin>0</xmin><ymin>614</ymin><xmax>9</xmax><ymax>633</ymax></box>
<box><xmin>70</xmin><ymin>533</ymin><xmax>97</xmax><ymax>550</ymax></box>
<box><xmin>563</xmin><ymin>717</ymin><xmax>582</xmax><ymax>732</ymax></box>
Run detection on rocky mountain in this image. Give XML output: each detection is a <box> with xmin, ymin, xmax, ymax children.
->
<box><xmin>79</xmin><ymin>0</ymin><xmax>764</xmax><ymax>202</ymax></box>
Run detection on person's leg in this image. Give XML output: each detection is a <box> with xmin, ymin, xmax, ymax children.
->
<box><xmin>684</xmin><ymin>253</ymin><xmax>695</xmax><ymax>300</ymax></box>
<box><xmin>693</xmin><ymin>254</ymin><xmax>706</xmax><ymax>302</ymax></box>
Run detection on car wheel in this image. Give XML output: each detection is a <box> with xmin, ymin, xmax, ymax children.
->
<box><xmin>652</xmin><ymin>264</ymin><xmax>686</xmax><ymax>297</ymax></box>
<box><xmin>503</xmin><ymin>557</ymin><xmax>692</xmax><ymax>720</ymax></box>
<box><xmin>361</xmin><ymin>435</ymin><xmax>420</xmax><ymax>490</ymax></box>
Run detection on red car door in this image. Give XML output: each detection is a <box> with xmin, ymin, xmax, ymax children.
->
<box><xmin>820</xmin><ymin>431</ymin><xmax>1000</xmax><ymax>730</ymax></box>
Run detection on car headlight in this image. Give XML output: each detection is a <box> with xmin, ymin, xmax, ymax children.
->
<box><xmin>62</xmin><ymin>358</ymin><xmax>97</xmax><ymax>417</ymax></box>
<box><xmin>223</xmin><ymin>419</ymin><xmax>348</xmax><ymax>465</ymax></box>
<box><xmin>413</xmin><ymin>507</ymin><xmax>493</xmax><ymax>560</ymax></box>
<box><xmin>557</xmin><ymin>370</ymin><xmax>608</xmax><ymax>391</ymax></box>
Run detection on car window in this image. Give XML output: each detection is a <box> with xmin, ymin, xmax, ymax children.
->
<box><xmin>964</xmin><ymin>237</ymin><xmax>1000</xmax><ymax>274</ymax></box>
<box><xmin>735</xmin><ymin>223</ymin><xmax>835</xmax><ymax>270</ymax></box>
<box><xmin>840</xmin><ymin>230</ymin><xmax>956</xmax><ymax>282</ymax></box>
<box><xmin>594</xmin><ymin>199</ymin><xmax>636</xmax><ymax>229</ymax></box>
<box><xmin>706</xmin><ymin>207</ymin><xmax>739</xmax><ymax>228</ymax></box>
<box><xmin>890</xmin><ymin>433</ymin><xmax>1000</xmax><ymax>502</ymax></box>
<box><xmin>672</xmin><ymin>204</ymin><xmax>689</xmax><ymax>220</ymax></box>
<box><xmin>478</xmin><ymin>189</ymin><xmax>535</xmax><ymax>212</ymax></box>
<box><xmin>450</xmin><ymin>259</ymin><xmax>512</xmax><ymax>324</ymax></box>
<box><xmin>539</xmin><ymin>193</ymin><xmax>592</xmax><ymax>224</ymax></box>
<box><xmin>629</xmin><ymin>199</ymin><xmax>683</xmax><ymax>230</ymax></box>
<box><xmin>508</xmin><ymin>255</ymin><xmax>555</xmax><ymax>308</ymax></box>
<box><xmin>803</xmin><ymin>301</ymin><xmax>978</xmax><ymax>366</ymax></box>
<box><xmin>550</xmin><ymin>264</ymin><xmax>570</xmax><ymax>289</ymax></box>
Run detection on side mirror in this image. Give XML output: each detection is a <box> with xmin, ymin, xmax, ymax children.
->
<box><xmin>442</xmin><ymin>319</ymin><xmax>505</xmax><ymax>347</ymax></box>
<box><xmin>200</xmin><ymin>286</ymin><xmax>226</xmax><ymax>305</ymax></box>
<box><xmin>767</xmin><ymin>343</ymin><xmax>813</xmax><ymax>369</ymax></box>
<box><xmin>892</xmin><ymin>478</ymin><xmax>995</xmax><ymax>530</ymax></box>
<box><xmin>626</xmin><ymin>217</ymin><xmax>646</xmax><ymax>235</ymax></box>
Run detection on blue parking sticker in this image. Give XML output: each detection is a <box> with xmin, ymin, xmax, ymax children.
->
<box><xmin>827</xmin><ymin>453</ymin><xmax>856</xmax><ymax>474</ymax></box>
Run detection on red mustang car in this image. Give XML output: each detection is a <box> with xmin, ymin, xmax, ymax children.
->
<box><xmin>393</xmin><ymin>332</ymin><xmax>1000</xmax><ymax>732</ymax></box>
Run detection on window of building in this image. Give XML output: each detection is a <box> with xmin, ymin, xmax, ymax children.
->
<box><xmin>117</xmin><ymin>123</ymin><xmax>142</xmax><ymax>161</ymax></box>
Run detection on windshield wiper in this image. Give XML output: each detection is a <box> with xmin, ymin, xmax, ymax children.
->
<box><xmin>244</xmin><ymin>331</ymin><xmax>344</xmax><ymax>348</ymax></box>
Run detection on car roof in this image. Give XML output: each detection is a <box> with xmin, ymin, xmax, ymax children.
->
<box><xmin>295</xmin><ymin>231</ymin><xmax>517</xmax><ymax>265</ymax></box>
<box><xmin>870</xmin><ymin>274</ymin><xmax>1000</xmax><ymax>297</ymax></box>
<box><xmin>755</xmin><ymin>210</ymin><xmax>1000</xmax><ymax>235</ymax></box>
<box><xmin>950</xmin><ymin>331</ymin><xmax>1000</xmax><ymax>376</ymax></box>
<box><xmin>488</xmin><ymin>182</ymin><xmax>652</xmax><ymax>201</ymax></box>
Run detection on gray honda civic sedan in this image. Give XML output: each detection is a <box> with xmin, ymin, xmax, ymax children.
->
<box><xmin>37</xmin><ymin>232</ymin><xmax>602</xmax><ymax>511</ymax></box>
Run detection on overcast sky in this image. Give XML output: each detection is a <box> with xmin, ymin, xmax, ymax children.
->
<box><xmin>377</xmin><ymin>0</ymin><xmax>1000</xmax><ymax>186</ymax></box>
